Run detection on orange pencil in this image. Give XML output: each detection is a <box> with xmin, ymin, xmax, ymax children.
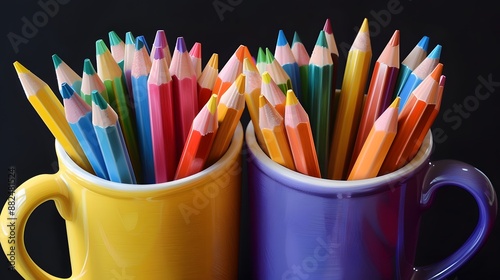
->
<box><xmin>175</xmin><ymin>94</ymin><xmax>218</xmax><ymax>180</ymax></box>
<box><xmin>284</xmin><ymin>89</ymin><xmax>321</xmax><ymax>178</ymax></box>
<box><xmin>259</xmin><ymin>95</ymin><xmax>295</xmax><ymax>170</ymax></box>
<box><xmin>242</xmin><ymin>57</ymin><xmax>268</xmax><ymax>155</ymax></box>
<box><xmin>379</xmin><ymin>63</ymin><xmax>443</xmax><ymax>175</ymax></box>
<box><xmin>261</xmin><ymin>71</ymin><xmax>286</xmax><ymax>117</ymax></box>
<box><xmin>212</xmin><ymin>44</ymin><xmax>246</xmax><ymax>101</ymax></box>
<box><xmin>348</xmin><ymin>98</ymin><xmax>399</xmax><ymax>180</ymax></box>
<box><xmin>410</xmin><ymin>74</ymin><xmax>445</xmax><ymax>156</ymax></box>
<box><xmin>205</xmin><ymin>74</ymin><xmax>246</xmax><ymax>167</ymax></box>
<box><xmin>350</xmin><ymin>30</ymin><xmax>400</xmax><ymax>171</ymax></box>
<box><xmin>197</xmin><ymin>53</ymin><xmax>219</xmax><ymax>111</ymax></box>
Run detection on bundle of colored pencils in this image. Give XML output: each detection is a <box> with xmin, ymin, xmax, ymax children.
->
<box><xmin>248</xmin><ymin>17</ymin><xmax>445</xmax><ymax>180</ymax></box>
<box><xmin>14</xmin><ymin>30</ymin><xmax>247</xmax><ymax>184</ymax></box>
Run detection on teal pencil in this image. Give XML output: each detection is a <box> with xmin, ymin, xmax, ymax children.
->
<box><xmin>308</xmin><ymin>30</ymin><xmax>334</xmax><ymax>176</ymax></box>
<box><xmin>92</xmin><ymin>90</ymin><xmax>136</xmax><ymax>184</ymax></box>
<box><xmin>393</xmin><ymin>35</ymin><xmax>429</xmax><ymax>99</ymax></box>
<box><xmin>131</xmin><ymin>36</ymin><xmax>155</xmax><ymax>183</ymax></box>
<box><xmin>398</xmin><ymin>44</ymin><xmax>441</xmax><ymax>111</ymax></box>
<box><xmin>80</xmin><ymin>58</ymin><xmax>109</xmax><ymax>105</ymax></box>
<box><xmin>52</xmin><ymin>54</ymin><xmax>82</xmax><ymax>94</ymax></box>
<box><xmin>108</xmin><ymin>30</ymin><xmax>126</xmax><ymax>73</ymax></box>
<box><xmin>275</xmin><ymin>30</ymin><xmax>301</xmax><ymax>98</ymax></box>
<box><xmin>61</xmin><ymin>83</ymin><xmax>108</xmax><ymax>180</ymax></box>
<box><xmin>291</xmin><ymin>31</ymin><xmax>310</xmax><ymax>104</ymax></box>
<box><xmin>123</xmin><ymin>31</ymin><xmax>136</xmax><ymax>96</ymax></box>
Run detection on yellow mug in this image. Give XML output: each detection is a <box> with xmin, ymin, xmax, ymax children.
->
<box><xmin>0</xmin><ymin>123</ymin><xmax>244</xmax><ymax>279</ymax></box>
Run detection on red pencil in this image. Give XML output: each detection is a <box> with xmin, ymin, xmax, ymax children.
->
<box><xmin>169</xmin><ymin>37</ymin><xmax>199</xmax><ymax>155</ymax></box>
<box><xmin>175</xmin><ymin>94</ymin><xmax>218</xmax><ymax>180</ymax></box>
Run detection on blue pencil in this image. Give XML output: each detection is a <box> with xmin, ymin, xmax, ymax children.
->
<box><xmin>275</xmin><ymin>29</ymin><xmax>301</xmax><ymax>98</ymax></box>
<box><xmin>60</xmin><ymin>83</ymin><xmax>108</xmax><ymax>179</ymax></box>
<box><xmin>92</xmin><ymin>90</ymin><xmax>136</xmax><ymax>184</ymax></box>
<box><xmin>393</xmin><ymin>35</ymin><xmax>429</xmax><ymax>98</ymax></box>
<box><xmin>397</xmin><ymin>44</ymin><xmax>441</xmax><ymax>111</ymax></box>
<box><xmin>131</xmin><ymin>36</ymin><xmax>155</xmax><ymax>183</ymax></box>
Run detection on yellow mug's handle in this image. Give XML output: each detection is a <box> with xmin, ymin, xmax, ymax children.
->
<box><xmin>0</xmin><ymin>173</ymin><xmax>72</xmax><ymax>280</ymax></box>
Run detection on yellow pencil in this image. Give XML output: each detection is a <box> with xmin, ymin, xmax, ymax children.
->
<box><xmin>13</xmin><ymin>61</ymin><xmax>93</xmax><ymax>173</ymax></box>
<box><xmin>348</xmin><ymin>98</ymin><xmax>399</xmax><ymax>180</ymax></box>
<box><xmin>259</xmin><ymin>95</ymin><xmax>295</xmax><ymax>170</ymax></box>
<box><xmin>328</xmin><ymin>18</ymin><xmax>372</xmax><ymax>179</ymax></box>
<box><xmin>205</xmin><ymin>73</ymin><xmax>246</xmax><ymax>167</ymax></box>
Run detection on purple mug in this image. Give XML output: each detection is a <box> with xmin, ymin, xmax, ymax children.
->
<box><xmin>245</xmin><ymin>122</ymin><xmax>497</xmax><ymax>280</ymax></box>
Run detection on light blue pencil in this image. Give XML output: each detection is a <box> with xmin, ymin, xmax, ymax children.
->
<box><xmin>397</xmin><ymin>44</ymin><xmax>441</xmax><ymax>111</ymax></box>
<box><xmin>131</xmin><ymin>36</ymin><xmax>155</xmax><ymax>183</ymax></box>
<box><xmin>60</xmin><ymin>83</ymin><xmax>108</xmax><ymax>179</ymax></box>
<box><xmin>92</xmin><ymin>90</ymin><xmax>136</xmax><ymax>184</ymax></box>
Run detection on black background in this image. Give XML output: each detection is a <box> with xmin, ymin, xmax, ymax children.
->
<box><xmin>1</xmin><ymin>0</ymin><xmax>499</xmax><ymax>279</ymax></box>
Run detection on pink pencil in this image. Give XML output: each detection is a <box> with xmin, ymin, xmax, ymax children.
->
<box><xmin>148</xmin><ymin>46</ymin><xmax>177</xmax><ymax>183</ymax></box>
<box><xmin>169</xmin><ymin>36</ymin><xmax>199</xmax><ymax>158</ymax></box>
<box><xmin>189</xmin><ymin>42</ymin><xmax>202</xmax><ymax>79</ymax></box>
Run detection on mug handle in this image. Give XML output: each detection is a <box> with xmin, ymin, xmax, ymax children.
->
<box><xmin>412</xmin><ymin>159</ymin><xmax>497</xmax><ymax>280</ymax></box>
<box><xmin>0</xmin><ymin>173</ymin><xmax>72</xmax><ymax>280</ymax></box>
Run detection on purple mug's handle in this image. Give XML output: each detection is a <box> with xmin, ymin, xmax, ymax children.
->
<box><xmin>413</xmin><ymin>159</ymin><xmax>497</xmax><ymax>280</ymax></box>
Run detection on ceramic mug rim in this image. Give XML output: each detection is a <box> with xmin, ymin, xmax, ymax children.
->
<box><xmin>53</xmin><ymin>122</ymin><xmax>244</xmax><ymax>195</ymax></box>
<box><xmin>245</xmin><ymin>121</ymin><xmax>433</xmax><ymax>196</ymax></box>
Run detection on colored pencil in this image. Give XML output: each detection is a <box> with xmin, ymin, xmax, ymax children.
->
<box><xmin>410</xmin><ymin>74</ymin><xmax>445</xmax><ymax>156</ymax></box>
<box><xmin>397</xmin><ymin>44</ymin><xmax>441</xmax><ymax>111</ymax></box>
<box><xmin>242</xmin><ymin>44</ymin><xmax>257</xmax><ymax>68</ymax></box>
<box><xmin>197</xmin><ymin>53</ymin><xmax>219</xmax><ymax>112</ymax></box>
<box><xmin>328</xmin><ymin>18</ymin><xmax>372</xmax><ymax>180</ymax></box>
<box><xmin>379</xmin><ymin>63</ymin><xmax>443</xmax><ymax>175</ymax></box>
<box><xmin>348</xmin><ymin>97</ymin><xmax>399</xmax><ymax>180</ymax></box>
<box><xmin>264</xmin><ymin>48</ymin><xmax>292</xmax><ymax>94</ymax></box>
<box><xmin>80</xmin><ymin>58</ymin><xmax>108</xmax><ymax>105</ymax></box>
<box><xmin>308</xmin><ymin>30</ymin><xmax>334</xmax><ymax>177</ymax></box>
<box><xmin>151</xmin><ymin>29</ymin><xmax>172</xmax><ymax>67</ymax></box>
<box><xmin>259</xmin><ymin>94</ymin><xmax>295</xmax><ymax>170</ymax></box>
<box><xmin>60</xmin><ymin>82</ymin><xmax>108</xmax><ymax>179</ymax></box>
<box><xmin>189</xmin><ymin>42</ymin><xmax>202</xmax><ymax>79</ymax></box>
<box><xmin>212</xmin><ymin>44</ymin><xmax>246</xmax><ymax>100</ymax></box>
<box><xmin>95</xmin><ymin>39</ymin><xmax>141</xmax><ymax>179</ymax></box>
<box><xmin>242</xmin><ymin>57</ymin><xmax>268</xmax><ymax>155</ymax></box>
<box><xmin>275</xmin><ymin>30</ymin><xmax>301</xmax><ymax>98</ymax></box>
<box><xmin>92</xmin><ymin>90</ymin><xmax>136</xmax><ymax>184</ymax></box>
<box><xmin>393</xmin><ymin>35</ymin><xmax>429</xmax><ymax>99</ymax></box>
<box><xmin>14</xmin><ymin>61</ymin><xmax>92</xmax><ymax>173</ymax></box>
<box><xmin>291</xmin><ymin>31</ymin><xmax>310</xmax><ymax>102</ymax></box>
<box><xmin>108</xmin><ymin>30</ymin><xmax>126</xmax><ymax>73</ymax></box>
<box><xmin>175</xmin><ymin>94</ymin><xmax>218</xmax><ymax>180</ymax></box>
<box><xmin>206</xmin><ymin>74</ymin><xmax>246</xmax><ymax>167</ymax></box>
<box><xmin>261</xmin><ymin>71</ymin><xmax>286</xmax><ymax>117</ymax></box>
<box><xmin>284</xmin><ymin>89</ymin><xmax>321</xmax><ymax>178</ymax></box>
<box><xmin>52</xmin><ymin>54</ymin><xmax>82</xmax><ymax>94</ymax></box>
<box><xmin>323</xmin><ymin>18</ymin><xmax>340</xmax><ymax>114</ymax></box>
<box><xmin>350</xmin><ymin>30</ymin><xmax>400</xmax><ymax>171</ymax></box>
<box><xmin>170</xmin><ymin>36</ymin><xmax>199</xmax><ymax>155</ymax></box>
<box><xmin>131</xmin><ymin>35</ymin><xmax>155</xmax><ymax>183</ymax></box>
<box><xmin>123</xmin><ymin>31</ymin><xmax>136</xmax><ymax>96</ymax></box>
<box><xmin>256</xmin><ymin>47</ymin><xmax>267</xmax><ymax>74</ymax></box>
<box><xmin>148</xmin><ymin>46</ymin><xmax>177</xmax><ymax>183</ymax></box>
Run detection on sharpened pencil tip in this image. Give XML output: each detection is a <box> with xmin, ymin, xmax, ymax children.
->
<box><xmin>52</xmin><ymin>54</ymin><xmax>63</xmax><ymax>69</ymax></box>
<box><xmin>83</xmin><ymin>58</ymin><xmax>96</xmax><ymax>75</ymax></box>
<box><xmin>153</xmin><ymin>30</ymin><xmax>167</xmax><ymax>48</ymax></box>
<box><xmin>323</xmin><ymin>18</ymin><xmax>333</xmax><ymax>34</ymax></box>
<box><xmin>389</xmin><ymin>30</ymin><xmax>400</xmax><ymax>46</ymax></box>
<box><xmin>417</xmin><ymin>36</ymin><xmax>430</xmax><ymax>51</ymax></box>
<box><xmin>135</xmin><ymin>36</ymin><xmax>145</xmax><ymax>51</ymax></box>
<box><xmin>189</xmin><ymin>42</ymin><xmax>202</xmax><ymax>58</ymax></box>
<box><xmin>175</xmin><ymin>37</ymin><xmax>187</xmax><ymax>53</ymax></box>
<box><xmin>285</xmin><ymin>89</ymin><xmax>299</xmax><ymax>106</ymax></box>
<box><xmin>359</xmin><ymin>18</ymin><xmax>369</xmax><ymax>33</ymax></box>
<box><xmin>96</xmin><ymin>39</ymin><xmax>110</xmax><ymax>55</ymax></box>
<box><xmin>207</xmin><ymin>53</ymin><xmax>218</xmax><ymax>68</ymax></box>
<box><xmin>207</xmin><ymin>94</ymin><xmax>217</xmax><ymax>114</ymax></box>
<box><xmin>13</xmin><ymin>61</ymin><xmax>29</xmax><ymax>74</ymax></box>
<box><xmin>258</xmin><ymin>94</ymin><xmax>269</xmax><ymax>108</ymax></box>
<box><xmin>91</xmin><ymin>90</ymin><xmax>108</xmax><ymax>109</ymax></box>
<box><xmin>125</xmin><ymin>31</ymin><xmax>135</xmax><ymax>45</ymax></box>
<box><xmin>261</xmin><ymin>71</ymin><xmax>272</xmax><ymax>84</ymax></box>
<box><xmin>292</xmin><ymin>32</ymin><xmax>302</xmax><ymax>46</ymax></box>
<box><xmin>428</xmin><ymin>44</ymin><xmax>442</xmax><ymax>59</ymax></box>
<box><xmin>152</xmin><ymin>46</ymin><xmax>164</xmax><ymax>60</ymax></box>
<box><xmin>235</xmin><ymin>73</ymin><xmax>246</xmax><ymax>93</ymax></box>
<box><xmin>265</xmin><ymin>48</ymin><xmax>275</xmax><ymax>63</ymax></box>
<box><xmin>108</xmin><ymin>31</ymin><xmax>123</xmax><ymax>46</ymax></box>
<box><xmin>430</xmin><ymin>63</ymin><xmax>443</xmax><ymax>81</ymax></box>
<box><xmin>257</xmin><ymin>47</ymin><xmax>266</xmax><ymax>64</ymax></box>
<box><xmin>390</xmin><ymin>97</ymin><xmax>400</xmax><ymax>109</ymax></box>
<box><xmin>60</xmin><ymin>82</ymin><xmax>75</xmax><ymax>99</ymax></box>
<box><xmin>314</xmin><ymin>30</ymin><xmax>329</xmax><ymax>48</ymax></box>
<box><xmin>277</xmin><ymin>30</ymin><xmax>288</xmax><ymax>47</ymax></box>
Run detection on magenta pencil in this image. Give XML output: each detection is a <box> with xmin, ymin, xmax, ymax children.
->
<box><xmin>169</xmin><ymin>36</ymin><xmax>199</xmax><ymax>157</ymax></box>
<box><xmin>148</xmin><ymin>46</ymin><xmax>177</xmax><ymax>183</ymax></box>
